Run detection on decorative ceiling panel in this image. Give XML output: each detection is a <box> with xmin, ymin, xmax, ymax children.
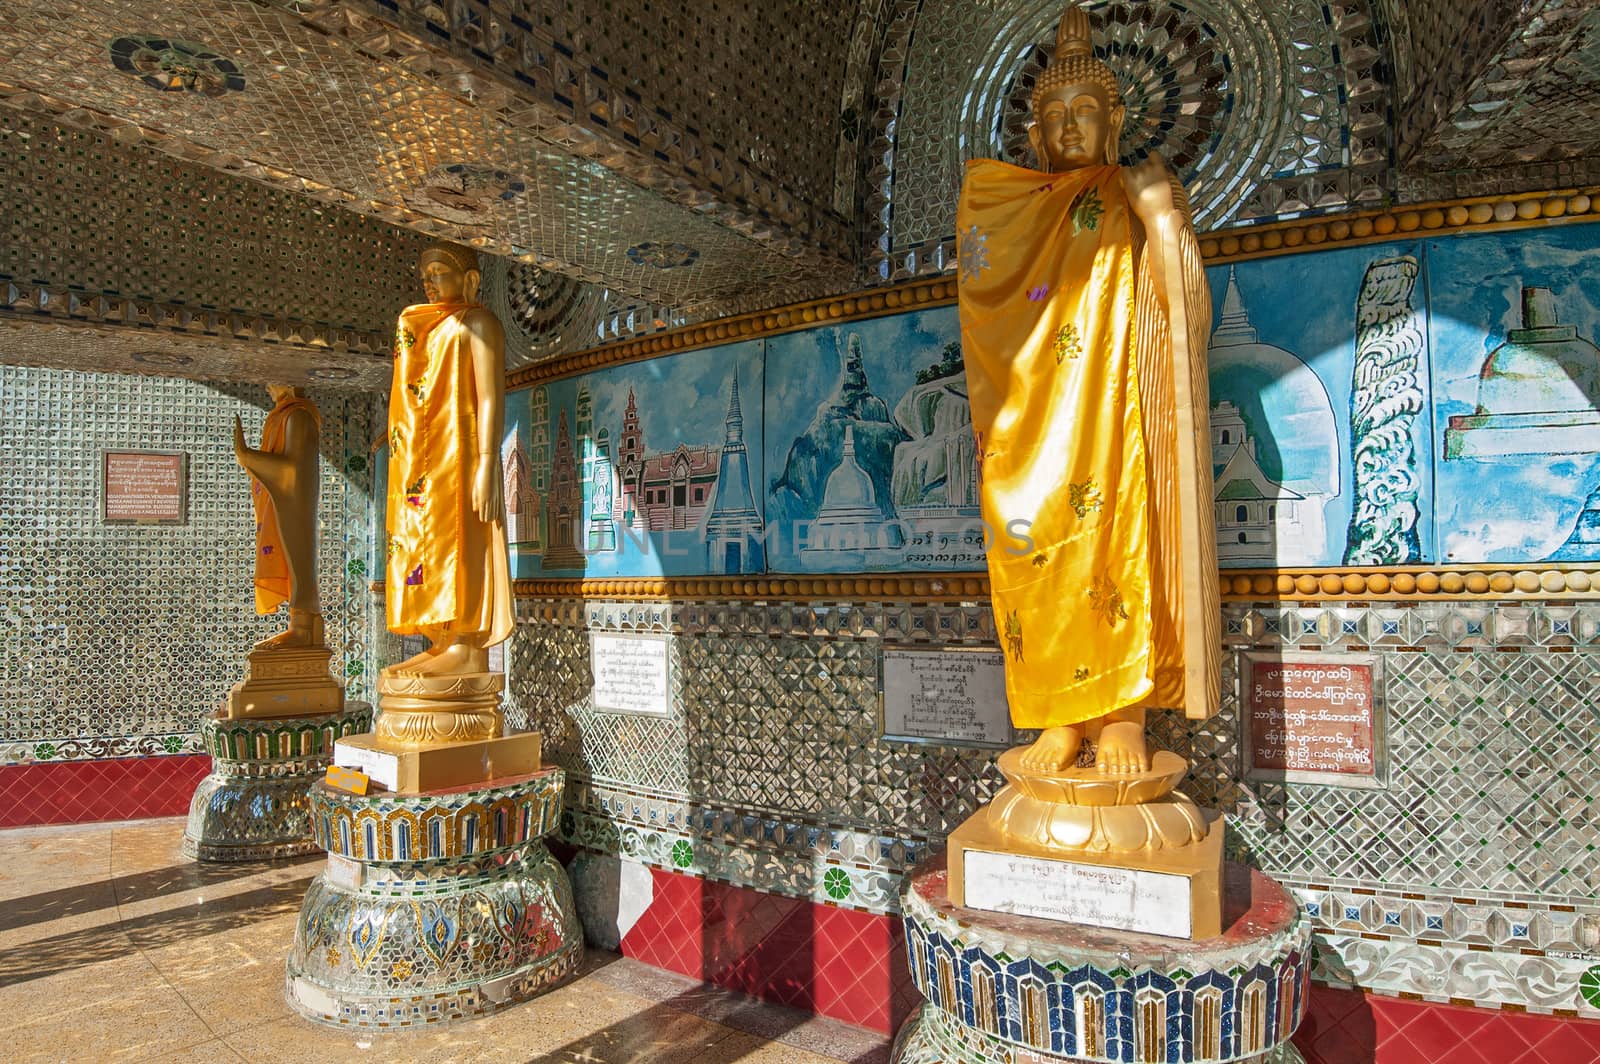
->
<box><xmin>0</xmin><ymin>111</ymin><xmax>424</xmax><ymax>330</ymax></box>
<box><xmin>366</xmin><ymin>0</ymin><xmax>865</xmax><ymax>219</ymax></box>
<box><xmin>868</xmin><ymin>0</ymin><xmax>1395</xmax><ymax>282</ymax></box>
<box><xmin>0</xmin><ymin>316</ymin><xmax>390</xmax><ymax>389</ymax></box>
<box><xmin>1377</xmin><ymin>0</ymin><xmax>1520</xmax><ymax>162</ymax></box>
<box><xmin>0</xmin><ymin>0</ymin><xmax>853</xmax><ymax>320</ymax></box>
<box><xmin>1412</xmin><ymin>2</ymin><xmax>1600</xmax><ymax>170</ymax></box>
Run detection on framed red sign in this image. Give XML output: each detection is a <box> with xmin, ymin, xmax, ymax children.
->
<box><xmin>101</xmin><ymin>450</ymin><xmax>188</xmax><ymax>525</ymax></box>
<box><xmin>1243</xmin><ymin>651</ymin><xmax>1385</xmax><ymax>788</ymax></box>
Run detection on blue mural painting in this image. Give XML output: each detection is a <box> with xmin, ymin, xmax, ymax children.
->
<box><xmin>1205</xmin><ymin>239</ymin><xmax>1434</xmax><ymax>568</ymax></box>
<box><xmin>762</xmin><ymin>307</ymin><xmax>984</xmax><ymax>574</ymax></box>
<box><xmin>1428</xmin><ymin>226</ymin><xmax>1600</xmax><ymax>563</ymax></box>
<box><xmin>496</xmin><ymin>220</ymin><xmax>1600</xmax><ymax>578</ymax></box>
<box><xmin>502</xmin><ymin>340</ymin><xmax>765</xmax><ymax>577</ymax></box>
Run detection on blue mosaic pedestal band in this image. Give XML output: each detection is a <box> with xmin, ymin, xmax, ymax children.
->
<box><xmin>285</xmin><ymin>766</ymin><xmax>582</xmax><ymax>1028</ymax></box>
<box><xmin>894</xmin><ymin>857</ymin><xmax>1312</xmax><ymax>1064</ymax></box>
<box><xmin>181</xmin><ymin>703</ymin><xmax>373</xmax><ymax>862</ymax></box>
<box><xmin>306</xmin><ymin>762</ymin><xmax>564</xmax><ymax>863</ymax></box>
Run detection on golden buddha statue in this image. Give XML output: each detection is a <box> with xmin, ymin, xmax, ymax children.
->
<box><xmin>958</xmin><ymin>2</ymin><xmax>1220</xmax><ymax>774</ymax></box>
<box><xmin>947</xmin><ymin>3</ymin><xmax>1223</xmax><ymax>934</ymax></box>
<box><xmin>225</xmin><ymin>384</ymin><xmax>342</xmax><ymax>718</ymax></box>
<box><xmin>234</xmin><ymin>384</ymin><xmax>324</xmax><ymax>648</ymax></box>
<box><xmin>376</xmin><ymin>240</ymin><xmax>516</xmax><ymax>749</ymax></box>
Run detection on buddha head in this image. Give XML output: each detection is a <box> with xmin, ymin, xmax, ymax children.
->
<box><xmin>419</xmin><ymin>241</ymin><xmax>481</xmax><ymax>304</ymax></box>
<box><xmin>1027</xmin><ymin>5</ymin><xmax>1125</xmax><ymax>173</ymax></box>
<box><xmin>266</xmin><ymin>382</ymin><xmax>304</xmax><ymax>404</ymax></box>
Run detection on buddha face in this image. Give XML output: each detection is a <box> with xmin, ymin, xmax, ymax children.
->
<box><xmin>420</xmin><ymin>255</ymin><xmax>478</xmax><ymax>304</ymax></box>
<box><xmin>1029</xmin><ymin>84</ymin><xmax>1124</xmax><ymax>172</ymax></box>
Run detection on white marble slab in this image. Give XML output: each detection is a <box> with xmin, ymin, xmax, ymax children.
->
<box><xmin>963</xmin><ymin>848</ymin><xmax>1193</xmax><ymax>938</ymax></box>
<box><xmin>333</xmin><ymin>741</ymin><xmax>399</xmax><ymax>791</ymax></box>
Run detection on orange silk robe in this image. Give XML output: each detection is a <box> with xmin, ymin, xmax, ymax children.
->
<box><xmin>957</xmin><ymin>160</ymin><xmax>1219</xmax><ymax>727</ymax></box>
<box><xmin>250</xmin><ymin>395</ymin><xmax>320</xmax><ymax>614</ymax></box>
<box><xmin>386</xmin><ymin>301</ymin><xmax>514</xmax><ymax>646</ymax></box>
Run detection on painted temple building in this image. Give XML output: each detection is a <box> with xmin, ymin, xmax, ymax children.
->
<box><xmin>804</xmin><ymin>424</ymin><xmax>907</xmax><ymax>553</ymax></box>
<box><xmin>702</xmin><ymin>371</ymin><xmax>766</xmax><ymax>574</ymax></box>
<box><xmin>502</xmin><ymin>430</ymin><xmax>542</xmax><ymax>551</ymax></box>
<box><xmin>1210</xmin><ymin>401</ymin><xmax>1322</xmax><ymax>565</ymax></box>
<box><xmin>1207</xmin><ymin>267</ymin><xmax>1338</xmax><ymax>566</ymax></box>
<box><xmin>613</xmin><ymin>386</ymin><xmax>722</xmax><ymax>533</ymax></box>
<box><xmin>543</xmin><ymin>406</ymin><xmax>585</xmax><ymax>569</ymax></box>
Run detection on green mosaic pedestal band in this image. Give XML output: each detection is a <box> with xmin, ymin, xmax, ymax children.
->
<box><xmin>286</xmin><ymin>766</ymin><xmax>582</xmax><ymax>1028</ymax></box>
<box><xmin>181</xmin><ymin>703</ymin><xmax>373</xmax><ymax>862</ymax></box>
<box><xmin>893</xmin><ymin>858</ymin><xmax>1313</xmax><ymax>1064</ymax></box>
<box><xmin>306</xmin><ymin>764</ymin><xmax>564</xmax><ymax>863</ymax></box>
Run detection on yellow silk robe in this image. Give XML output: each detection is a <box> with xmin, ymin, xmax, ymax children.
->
<box><xmin>386</xmin><ymin>301</ymin><xmax>514</xmax><ymax>646</ymax></box>
<box><xmin>250</xmin><ymin>395</ymin><xmax>320</xmax><ymax>614</ymax></box>
<box><xmin>957</xmin><ymin>160</ymin><xmax>1219</xmax><ymax>727</ymax></box>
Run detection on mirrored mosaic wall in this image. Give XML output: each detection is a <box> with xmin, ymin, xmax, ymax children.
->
<box><xmin>0</xmin><ymin>364</ymin><xmax>380</xmax><ymax>763</ymax></box>
<box><xmin>508</xmin><ymin>596</ymin><xmax>1600</xmax><ymax>1016</ymax></box>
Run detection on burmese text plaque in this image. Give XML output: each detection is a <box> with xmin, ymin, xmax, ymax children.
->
<box><xmin>591</xmin><ymin>632</ymin><xmax>673</xmax><ymax>716</ymax></box>
<box><xmin>102</xmin><ymin>450</ymin><xmax>187</xmax><ymax>524</ymax></box>
<box><xmin>880</xmin><ymin>647</ymin><xmax>1011</xmax><ymax>747</ymax></box>
<box><xmin>1244</xmin><ymin>651</ymin><xmax>1384</xmax><ymax>787</ymax></box>
<box><xmin>962</xmin><ymin>849</ymin><xmax>1193</xmax><ymax>938</ymax></box>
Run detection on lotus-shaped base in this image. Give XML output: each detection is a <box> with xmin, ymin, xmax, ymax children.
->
<box><xmin>986</xmin><ymin>748</ymin><xmax>1212</xmax><ymax>853</ymax></box>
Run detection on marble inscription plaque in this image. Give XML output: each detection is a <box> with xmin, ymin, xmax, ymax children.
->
<box><xmin>881</xmin><ymin>647</ymin><xmax>1010</xmax><ymax>747</ymax></box>
<box><xmin>334</xmin><ymin>742</ymin><xmax>399</xmax><ymax>791</ymax></box>
<box><xmin>963</xmin><ymin>849</ymin><xmax>1193</xmax><ymax>938</ymax></box>
<box><xmin>102</xmin><ymin>450</ymin><xmax>186</xmax><ymax>524</ymax></box>
<box><xmin>591</xmin><ymin>632</ymin><xmax>672</xmax><ymax>716</ymax></box>
<box><xmin>1246</xmin><ymin>651</ymin><xmax>1382</xmax><ymax>786</ymax></box>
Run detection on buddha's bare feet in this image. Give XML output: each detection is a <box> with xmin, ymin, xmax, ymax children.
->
<box><xmin>1019</xmin><ymin>724</ymin><xmax>1085</xmax><ymax>771</ymax></box>
<box><xmin>388</xmin><ymin>643</ymin><xmax>443</xmax><ymax>675</ymax></box>
<box><xmin>1095</xmin><ymin>719</ymin><xmax>1149</xmax><ymax>774</ymax></box>
<box><xmin>406</xmin><ymin>639</ymin><xmax>488</xmax><ymax>677</ymax></box>
<box><xmin>253</xmin><ymin>610</ymin><xmax>322</xmax><ymax>652</ymax></box>
<box><xmin>254</xmin><ymin>627</ymin><xmax>313</xmax><ymax>651</ymax></box>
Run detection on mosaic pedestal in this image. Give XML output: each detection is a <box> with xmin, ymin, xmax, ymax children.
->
<box><xmin>285</xmin><ymin>766</ymin><xmax>582</xmax><ymax>1028</ymax></box>
<box><xmin>182</xmin><ymin>703</ymin><xmax>373</xmax><ymax>862</ymax></box>
<box><xmin>894</xmin><ymin>856</ymin><xmax>1312</xmax><ymax>1064</ymax></box>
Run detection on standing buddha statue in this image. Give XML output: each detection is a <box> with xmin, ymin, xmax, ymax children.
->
<box><xmin>379</xmin><ymin>240</ymin><xmax>516</xmax><ymax>747</ymax></box>
<box><xmin>225</xmin><ymin>383</ymin><xmax>343</xmax><ymax>718</ymax></box>
<box><xmin>234</xmin><ymin>383</ymin><xmax>324</xmax><ymax>649</ymax></box>
<box><xmin>957</xmin><ymin>2</ymin><xmax>1221</xmax><ymax>774</ymax></box>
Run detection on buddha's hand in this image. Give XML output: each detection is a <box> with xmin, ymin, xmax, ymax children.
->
<box><xmin>232</xmin><ymin>415</ymin><xmax>248</xmax><ymax>462</ymax></box>
<box><xmin>472</xmin><ymin>453</ymin><xmax>504</xmax><ymax>523</ymax></box>
<box><xmin>1124</xmin><ymin>152</ymin><xmax>1176</xmax><ymax>223</ymax></box>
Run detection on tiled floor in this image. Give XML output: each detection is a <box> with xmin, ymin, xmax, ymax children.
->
<box><xmin>0</xmin><ymin>818</ymin><xmax>889</xmax><ymax>1064</ymax></box>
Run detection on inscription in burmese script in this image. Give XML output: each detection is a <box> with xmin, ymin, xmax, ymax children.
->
<box><xmin>103</xmin><ymin>451</ymin><xmax>185</xmax><ymax>522</ymax></box>
<box><xmin>963</xmin><ymin>849</ymin><xmax>1193</xmax><ymax>938</ymax></box>
<box><xmin>1248</xmin><ymin>658</ymin><xmax>1376</xmax><ymax>777</ymax></box>
<box><xmin>881</xmin><ymin>648</ymin><xmax>1010</xmax><ymax>746</ymax></box>
<box><xmin>591</xmin><ymin>633</ymin><xmax>672</xmax><ymax>715</ymax></box>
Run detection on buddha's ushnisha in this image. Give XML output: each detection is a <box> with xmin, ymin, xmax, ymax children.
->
<box><xmin>957</xmin><ymin>2</ymin><xmax>1220</xmax><ymax>772</ymax></box>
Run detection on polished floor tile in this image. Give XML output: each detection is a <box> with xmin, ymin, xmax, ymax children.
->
<box><xmin>0</xmin><ymin>819</ymin><xmax>889</xmax><ymax>1064</ymax></box>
